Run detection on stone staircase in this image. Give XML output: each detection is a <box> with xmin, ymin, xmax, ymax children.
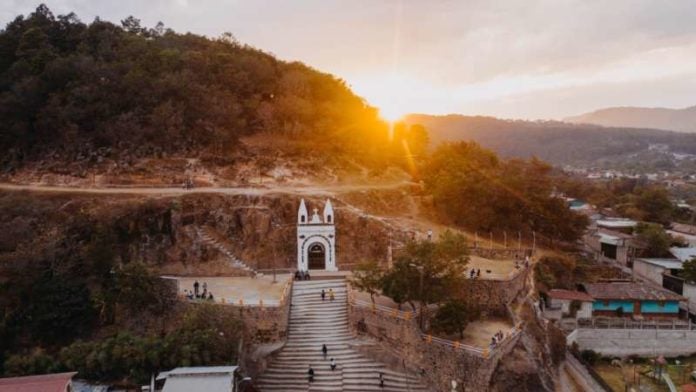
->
<box><xmin>195</xmin><ymin>227</ymin><xmax>259</xmax><ymax>275</ymax></box>
<box><xmin>256</xmin><ymin>278</ymin><xmax>428</xmax><ymax>391</ymax></box>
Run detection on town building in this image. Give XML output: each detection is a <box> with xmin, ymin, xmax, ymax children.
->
<box><xmin>596</xmin><ymin>218</ymin><xmax>637</xmax><ymax>234</ymax></box>
<box><xmin>584</xmin><ymin>227</ymin><xmax>644</xmax><ymax>268</ymax></box>
<box><xmin>0</xmin><ymin>372</ymin><xmax>76</xmax><ymax>392</ymax></box>
<box><xmin>583</xmin><ymin>282</ymin><xmax>685</xmax><ymax>319</ymax></box>
<box><xmin>543</xmin><ymin>289</ymin><xmax>594</xmax><ymax>321</ymax></box>
<box><xmin>632</xmin><ymin>258</ymin><xmax>683</xmax><ymax>286</ymax></box>
<box><xmin>156</xmin><ymin>366</ymin><xmax>245</xmax><ymax>392</ymax></box>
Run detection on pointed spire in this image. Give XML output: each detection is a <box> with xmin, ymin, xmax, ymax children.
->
<box><xmin>323</xmin><ymin>199</ymin><xmax>334</xmax><ymax>224</ymax></box>
<box><xmin>298</xmin><ymin>198</ymin><xmax>308</xmax><ymax>224</ymax></box>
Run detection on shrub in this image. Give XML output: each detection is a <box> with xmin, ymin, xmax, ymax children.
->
<box><xmin>580</xmin><ymin>349</ymin><xmax>601</xmax><ymax>365</ymax></box>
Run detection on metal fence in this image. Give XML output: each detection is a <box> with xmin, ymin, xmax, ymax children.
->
<box><xmin>577</xmin><ymin>318</ymin><xmax>695</xmax><ymax>330</ymax></box>
<box><xmin>349</xmin><ymin>295</ymin><xmax>522</xmax><ymax>358</ymax></box>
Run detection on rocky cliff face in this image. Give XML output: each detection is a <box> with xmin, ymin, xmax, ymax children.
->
<box><xmin>178</xmin><ymin>193</ymin><xmax>394</xmax><ymax>271</ymax></box>
<box><xmin>489</xmin><ymin>302</ymin><xmax>566</xmax><ymax>392</ymax></box>
<box><xmin>0</xmin><ymin>191</ymin><xmax>398</xmax><ymax>277</ymax></box>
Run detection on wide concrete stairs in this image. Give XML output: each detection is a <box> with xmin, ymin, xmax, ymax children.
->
<box><xmin>257</xmin><ymin>278</ymin><xmax>428</xmax><ymax>391</ymax></box>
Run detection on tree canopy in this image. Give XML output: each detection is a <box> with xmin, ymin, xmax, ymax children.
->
<box><xmin>0</xmin><ymin>5</ymin><xmax>406</xmax><ymax>169</ymax></box>
<box><xmin>423</xmin><ymin>142</ymin><xmax>588</xmax><ymax>243</ymax></box>
<box><xmin>380</xmin><ymin>231</ymin><xmax>470</xmax><ymax>327</ymax></box>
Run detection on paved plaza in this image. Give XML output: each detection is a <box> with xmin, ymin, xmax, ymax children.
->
<box><xmin>166</xmin><ymin>274</ymin><xmax>292</xmax><ymax>306</ymax></box>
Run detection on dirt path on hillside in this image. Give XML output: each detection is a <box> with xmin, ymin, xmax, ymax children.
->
<box><xmin>0</xmin><ymin>181</ymin><xmax>416</xmax><ymax>197</ymax></box>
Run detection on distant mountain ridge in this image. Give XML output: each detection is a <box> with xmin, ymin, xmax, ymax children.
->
<box><xmin>403</xmin><ymin>114</ymin><xmax>696</xmax><ymax>167</ymax></box>
<box><xmin>565</xmin><ymin>105</ymin><xmax>696</xmax><ymax>133</ymax></box>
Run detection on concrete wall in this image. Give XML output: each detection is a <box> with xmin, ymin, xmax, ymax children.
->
<box><xmin>549</xmin><ymin>298</ymin><xmax>570</xmax><ymax>313</ymax></box>
<box><xmin>685</xmin><ymin>282</ymin><xmax>696</xmax><ymax>312</ymax></box>
<box><xmin>575</xmin><ymin>328</ymin><xmax>696</xmax><ymax>357</ymax></box>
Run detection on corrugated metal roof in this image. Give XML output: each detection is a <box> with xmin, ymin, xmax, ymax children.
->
<box><xmin>547</xmin><ymin>289</ymin><xmax>594</xmax><ymax>302</ymax></box>
<box><xmin>670</xmin><ymin>247</ymin><xmax>696</xmax><ymax>262</ymax></box>
<box><xmin>597</xmin><ymin>219</ymin><xmax>637</xmax><ymax>228</ymax></box>
<box><xmin>583</xmin><ymin>282</ymin><xmax>685</xmax><ymax>301</ymax></box>
<box><xmin>162</xmin><ymin>375</ymin><xmax>232</xmax><ymax>392</ymax></box>
<box><xmin>0</xmin><ymin>372</ymin><xmax>76</xmax><ymax>392</ymax></box>
<box><xmin>635</xmin><ymin>258</ymin><xmax>683</xmax><ymax>270</ymax></box>
<box><xmin>158</xmin><ymin>366</ymin><xmax>238</xmax><ymax>392</ymax></box>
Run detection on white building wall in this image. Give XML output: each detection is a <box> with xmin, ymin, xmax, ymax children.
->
<box><xmin>296</xmin><ymin>199</ymin><xmax>337</xmax><ymax>272</ymax></box>
<box><xmin>578</xmin><ymin>302</ymin><xmax>593</xmax><ymax>319</ymax></box>
<box><xmin>684</xmin><ymin>282</ymin><xmax>696</xmax><ymax>313</ymax></box>
<box><xmin>633</xmin><ymin>260</ymin><xmax>666</xmax><ymax>286</ymax></box>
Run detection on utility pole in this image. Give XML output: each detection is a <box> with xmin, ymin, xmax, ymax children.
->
<box><xmin>418</xmin><ymin>267</ymin><xmax>424</xmax><ymax>330</ymax></box>
<box><xmin>410</xmin><ymin>263</ymin><xmax>425</xmax><ymax>330</ymax></box>
<box><xmin>532</xmin><ymin>231</ymin><xmax>536</xmax><ymax>255</ymax></box>
<box><xmin>387</xmin><ymin>230</ymin><xmax>393</xmax><ymax>268</ymax></box>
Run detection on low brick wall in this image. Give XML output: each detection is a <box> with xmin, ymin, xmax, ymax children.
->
<box><xmin>469</xmin><ymin>247</ymin><xmax>533</xmax><ymax>260</ymax></box>
<box><xmin>348</xmin><ymin>303</ymin><xmax>520</xmax><ymax>391</ymax></box>
<box><xmin>575</xmin><ymin>328</ymin><xmax>696</xmax><ymax>357</ymax></box>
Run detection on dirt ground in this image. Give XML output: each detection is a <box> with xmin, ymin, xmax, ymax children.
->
<box><xmin>467</xmin><ymin>255</ymin><xmax>520</xmax><ymax>279</ymax></box>
<box><xmin>166</xmin><ymin>274</ymin><xmax>292</xmax><ymax>306</ymax></box>
<box><xmin>460</xmin><ymin>318</ymin><xmax>514</xmax><ymax>347</ymax></box>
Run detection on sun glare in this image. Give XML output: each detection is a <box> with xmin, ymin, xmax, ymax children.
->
<box><xmin>379</xmin><ymin>106</ymin><xmax>406</xmax><ymax>123</ymax></box>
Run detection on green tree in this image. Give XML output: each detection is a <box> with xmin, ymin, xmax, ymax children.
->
<box><xmin>423</xmin><ymin>142</ymin><xmax>588</xmax><ymax>244</ymax></box>
<box><xmin>635</xmin><ymin>223</ymin><xmax>671</xmax><ymax>257</ymax></box>
<box><xmin>22</xmin><ymin>272</ymin><xmax>95</xmax><ymax>346</ymax></box>
<box><xmin>431</xmin><ymin>300</ymin><xmax>479</xmax><ymax>339</ymax></box>
<box><xmin>635</xmin><ymin>187</ymin><xmax>674</xmax><ymax>224</ymax></box>
<box><xmin>381</xmin><ymin>232</ymin><xmax>469</xmax><ymax>329</ymax></box>
<box><xmin>113</xmin><ymin>262</ymin><xmax>176</xmax><ymax>320</ymax></box>
<box><xmin>680</xmin><ymin>258</ymin><xmax>696</xmax><ymax>283</ymax></box>
<box><xmin>350</xmin><ymin>260</ymin><xmax>383</xmax><ymax>305</ymax></box>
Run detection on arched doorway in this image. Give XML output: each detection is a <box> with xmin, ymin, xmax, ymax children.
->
<box><xmin>307</xmin><ymin>243</ymin><xmax>326</xmax><ymax>270</ymax></box>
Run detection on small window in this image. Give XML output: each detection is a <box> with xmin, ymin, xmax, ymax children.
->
<box><xmin>301</xmin><ymin>215</ymin><xmax>306</xmax><ymax>223</ymax></box>
<box><xmin>327</xmin><ymin>215</ymin><xmax>332</xmax><ymax>223</ymax></box>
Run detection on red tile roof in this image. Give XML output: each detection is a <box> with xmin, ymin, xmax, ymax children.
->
<box><xmin>0</xmin><ymin>372</ymin><xmax>76</xmax><ymax>392</ymax></box>
<box><xmin>547</xmin><ymin>289</ymin><xmax>594</xmax><ymax>302</ymax></box>
<box><xmin>583</xmin><ymin>282</ymin><xmax>685</xmax><ymax>301</ymax></box>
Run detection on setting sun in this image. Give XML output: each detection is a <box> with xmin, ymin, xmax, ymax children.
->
<box><xmin>379</xmin><ymin>106</ymin><xmax>406</xmax><ymax>122</ymax></box>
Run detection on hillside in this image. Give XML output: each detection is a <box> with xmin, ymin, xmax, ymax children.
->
<box><xmin>0</xmin><ymin>6</ymin><xmax>430</xmax><ymax>185</ymax></box>
<box><xmin>565</xmin><ymin>105</ymin><xmax>696</xmax><ymax>133</ymax></box>
<box><xmin>404</xmin><ymin>114</ymin><xmax>696</xmax><ymax>168</ymax></box>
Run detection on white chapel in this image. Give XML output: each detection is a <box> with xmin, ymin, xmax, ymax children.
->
<box><xmin>296</xmin><ymin>199</ymin><xmax>337</xmax><ymax>271</ymax></box>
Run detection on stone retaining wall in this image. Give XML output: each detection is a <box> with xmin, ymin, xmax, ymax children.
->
<box><xmin>239</xmin><ymin>283</ymin><xmax>293</xmax><ymax>381</ymax></box>
<box><xmin>459</xmin><ymin>267</ymin><xmax>530</xmax><ymax>315</ymax></box>
<box><xmin>348</xmin><ymin>304</ymin><xmax>520</xmax><ymax>391</ymax></box>
<box><xmin>575</xmin><ymin>328</ymin><xmax>696</xmax><ymax>357</ymax></box>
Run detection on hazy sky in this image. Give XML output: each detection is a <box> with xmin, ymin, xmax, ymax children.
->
<box><xmin>3</xmin><ymin>0</ymin><xmax>696</xmax><ymax>120</ymax></box>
